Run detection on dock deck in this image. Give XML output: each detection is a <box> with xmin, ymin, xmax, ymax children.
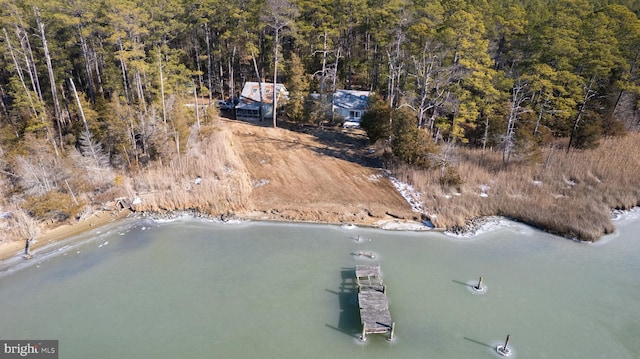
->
<box><xmin>355</xmin><ymin>265</ymin><xmax>395</xmax><ymax>341</ymax></box>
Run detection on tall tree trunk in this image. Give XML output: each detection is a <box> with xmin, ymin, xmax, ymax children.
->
<box><xmin>158</xmin><ymin>47</ymin><xmax>167</xmax><ymax>124</ymax></box>
<box><xmin>251</xmin><ymin>49</ymin><xmax>265</xmax><ymax>122</ymax></box>
<box><xmin>272</xmin><ymin>28</ymin><xmax>279</xmax><ymax>128</ymax></box>
<box><xmin>69</xmin><ymin>77</ymin><xmax>102</xmax><ymax>179</ymax></box>
<box><xmin>194</xmin><ymin>33</ymin><xmax>203</xmax><ymax>89</ymax></box>
<box><xmin>319</xmin><ymin>32</ymin><xmax>328</xmax><ymax>93</ymax></box>
<box><xmin>117</xmin><ymin>39</ymin><xmax>131</xmax><ymax>104</ymax></box>
<box><xmin>77</xmin><ymin>25</ymin><xmax>95</xmax><ymax>103</ymax></box>
<box><xmin>35</xmin><ymin>7</ymin><xmax>64</xmax><ymax>149</ymax></box>
<box><xmin>15</xmin><ymin>24</ymin><xmax>43</xmax><ymax>101</ymax></box>
<box><xmin>503</xmin><ymin>82</ymin><xmax>527</xmax><ymax>164</ymax></box>
<box><xmin>229</xmin><ymin>45</ymin><xmax>236</xmax><ymax>102</ymax></box>
<box><xmin>331</xmin><ymin>48</ymin><xmax>340</xmax><ymax>93</ymax></box>
<box><xmin>205</xmin><ymin>23</ymin><xmax>213</xmax><ymax>103</ymax></box>
<box><xmin>219</xmin><ymin>58</ymin><xmax>225</xmax><ymax>100</ymax></box>
<box><xmin>4</xmin><ymin>28</ymin><xmax>37</xmax><ymax>118</ymax></box>
<box><xmin>0</xmin><ymin>85</ymin><xmax>8</xmax><ymax>117</ymax></box>
<box><xmin>93</xmin><ymin>46</ymin><xmax>104</xmax><ymax>95</ymax></box>
<box><xmin>134</xmin><ymin>68</ymin><xmax>146</xmax><ymax>112</ymax></box>
<box><xmin>193</xmin><ymin>80</ymin><xmax>200</xmax><ymax>130</ymax></box>
<box><xmin>5</xmin><ymin>26</ymin><xmax>60</xmax><ymax>156</ymax></box>
<box><xmin>567</xmin><ymin>77</ymin><xmax>596</xmax><ymax>153</ymax></box>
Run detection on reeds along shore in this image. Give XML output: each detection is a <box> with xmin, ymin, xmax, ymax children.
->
<box><xmin>2</xmin><ymin>120</ymin><xmax>639</xmax><ymax>246</ymax></box>
<box><xmin>124</xmin><ymin>123</ymin><xmax>253</xmax><ymax>215</ymax></box>
<box><xmin>392</xmin><ymin>132</ymin><xmax>640</xmax><ymax>241</ymax></box>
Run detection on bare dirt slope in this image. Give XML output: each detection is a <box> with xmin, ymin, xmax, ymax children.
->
<box><xmin>225</xmin><ymin>119</ymin><xmax>419</xmax><ymax>226</ymax></box>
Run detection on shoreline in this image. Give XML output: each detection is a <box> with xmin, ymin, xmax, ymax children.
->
<box><xmin>2</xmin><ymin>205</ymin><xmax>635</xmax><ymax>267</ymax></box>
<box><xmin>0</xmin><ymin>209</ymin><xmax>134</xmax><ymax>262</ymax></box>
<box><xmin>0</xmin><ymin>207</ymin><xmax>433</xmax><ymax>264</ymax></box>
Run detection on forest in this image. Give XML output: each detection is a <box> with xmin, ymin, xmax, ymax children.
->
<box><xmin>1</xmin><ymin>0</ymin><xmax>639</xmax><ymax>241</ymax></box>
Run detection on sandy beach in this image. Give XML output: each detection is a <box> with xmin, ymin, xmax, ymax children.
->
<box><xmin>0</xmin><ymin>209</ymin><xmax>133</xmax><ymax>262</ymax></box>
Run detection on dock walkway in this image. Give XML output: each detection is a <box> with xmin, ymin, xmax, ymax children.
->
<box><xmin>355</xmin><ymin>264</ymin><xmax>395</xmax><ymax>341</ymax></box>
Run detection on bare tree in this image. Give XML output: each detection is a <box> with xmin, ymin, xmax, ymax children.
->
<box><xmin>262</xmin><ymin>0</ymin><xmax>298</xmax><ymax>128</ymax></box>
<box><xmin>8</xmin><ymin>210</ymin><xmax>41</xmax><ymax>258</ymax></box>
<box><xmin>503</xmin><ymin>80</ymin><xmax>529</xmax><ymax>164</ymax></box>
<box><xmin>34</xmin><ymin>7</ymin><xmax>65</xmax><ymax>148</ymax></box>
<box><xmin>567</xmin><ymin>77</ymin><xmax>598</xmax><ymax>152</ymax></box>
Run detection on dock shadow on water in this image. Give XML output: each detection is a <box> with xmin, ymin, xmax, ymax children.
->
<box><xmin>452</xmin><ymin>279</ymin><xmax>473</xmax><ymax>288</ymax></box>
<box><xmin>464</xmin><ymin>337</ymin><xmax>493</xmax><ymax>349</ymax></box>
<box><xmin>325</xmin><ymin>268</ymin><xmax>361</xmax><ymax>338</ymax></box>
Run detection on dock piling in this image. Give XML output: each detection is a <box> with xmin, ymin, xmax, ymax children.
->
<box><xmin>388</xmin><ymin>322</ymin><xmax>396</xmax><ymax>341</ymax></box>
<box><xmin>496</xmin><ymin>334</ymin><xmax>512</xmax><ymax>357</ymax></box>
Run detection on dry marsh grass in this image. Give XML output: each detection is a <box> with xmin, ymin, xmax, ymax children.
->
<box><xmin>125</xmin><ymin>119</ymin><xmax>253</xmax><ymax>215</ymax></box>
<box><xmin>394</xmin><ymin>132</ymin><xmax>640</xmax><ymax>241</ymax></box>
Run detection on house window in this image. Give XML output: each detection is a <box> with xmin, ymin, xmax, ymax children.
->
<box><xmin>349</xmin><ymin>110</ymin><xmax>362</xmax><ymax>120</ymax></box>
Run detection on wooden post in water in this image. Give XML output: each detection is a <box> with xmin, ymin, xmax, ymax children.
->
<box><xmin>475</xmin><ymin>276</ymin><xmax>483</xmax><ymax>290</ymax></box>
<box><xmin>497</xmin><ymin>334</ymin><xmax>512</xmax><ymax>356</ymax></box>
<box><xmin>388</xmin><ymin>322</ymin><xmax>396</xmax><ymax>341</ymax></box>
<box><xmin>360</xmin><ymin>323</ymin><xmax>367</xmax><ymax>342</ymax></box>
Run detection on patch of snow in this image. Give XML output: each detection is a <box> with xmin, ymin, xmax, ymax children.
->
<box><xmin>388</xmin><ymin>176</ymin><xmax>424</xmax><ymax>213</ymax></box>
<box><xmin>132</xmin><ymin>197</ymin><xmax>142</xmax><ymax>205</ymax></box>
<box><xmin>194</xmin><ymin>177</ymin><xmax>202</xmax><ymax>185</ymax></box>
<box><xmin>563</xmin><ymin>177</ymin><xmax>576</xmax><ymax>186</ymax></box>
<box><xmin>532</xmin><ymin>180</ymin><xmax>543</xmax><ymax>186</ymax></box>
<box><xmin>444</xmin><ymin>217</ymin><xmax>509</xmax><ymax>238</ymax></box>
<box><xmin>252</xmin><ymin>178</ymin><xmax>270</xmax><ymax>188</ymax></box>
<box><xmin>479</xmin><ymin>184</ymin><xmax>490</xmax><ymax>197</ymax></box>
<box><xmin>368</xmin><ymin>173</ymin><xmax>383</xmax><ymax>181</ymax></box>
<box><xmin>376</xmin><ymin>219</ymin><xmax>431</xmax><ymax>230</ymax></box>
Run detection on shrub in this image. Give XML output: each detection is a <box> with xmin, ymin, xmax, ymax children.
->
<box><xmin>439</xmin><ymin>166</ymin><xmax>464</xmax><ymax>187</ymax></box>
<box><xmin>23</xmin><ymin>191</ymin><xmax>85</xmax><ymax>222</ymax></box>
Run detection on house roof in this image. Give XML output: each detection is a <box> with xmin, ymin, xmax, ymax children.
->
<box><xmin>239</xmin><ymin>82</ymin><xmax>288</xmax><ymax>105</ymax></box>
<box><xmin>332</xmin><ymin>90</ymin><xmax>372</xmax><ymax>110</ymax></box>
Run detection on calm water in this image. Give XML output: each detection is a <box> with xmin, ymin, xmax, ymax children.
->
<box><xmin>1</xmin><ymin>212</ymin><xmax>639</xmax><ymax>359</ymax></box>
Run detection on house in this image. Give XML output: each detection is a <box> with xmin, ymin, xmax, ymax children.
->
<box><xmin>235</xmin><ymin>82</ymin><xmax>288</xmax><ymax>121</ymax></box>
<box><xmin>332</xmin><ymin>90</ymin><xmax>372</xmax><ymax>128</ymax></box>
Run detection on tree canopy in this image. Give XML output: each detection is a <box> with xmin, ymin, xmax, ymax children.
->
<box><xmin>0</xmin><ymin>0</ymin><xmax>639</xmax><ymax>224</ymax></box>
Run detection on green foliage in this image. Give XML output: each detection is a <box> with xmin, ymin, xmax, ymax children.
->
<box><xmin>360</xmin><ymin>94</ymin><xmax>392</xmax><ymax>144</ymax></box>
<box><xmin>0</xmin><ymin>0</ymin><xmax>639</xmax><ymax>212</ymax></box>
<box><xmin>285</xmin><ymin>53</ymin><xmax>309</xmax><ymax>123</ymax></box>
<box><xmin>391</xmin><ymin>107</ymin><xmax>437</xmax><ymax>168</ymax></box>
<box><xmin>303</xmin><ymin>94</ymin><xmax>332</xmax><ymax>125</ymax></box>
<box><xmin>574</xmin><ymin>115</ymin><xmax>603</xmax><ymax>150</ymax></box>
<box><xmin>439</xmin><ymin>165</ymin><xmax>464</xmax><ymax>187</ymax></box>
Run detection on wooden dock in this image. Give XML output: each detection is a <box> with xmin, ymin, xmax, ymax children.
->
<box><xmin>355</xmin><ymin>264</ymin><xmax>395</xmax><ymax>341</ymax></box>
